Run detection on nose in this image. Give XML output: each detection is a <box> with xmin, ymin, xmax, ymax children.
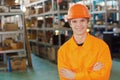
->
<box><xmin>76</xmin><ymin>20</ymin><xmax>82</xmax><ymax>26</ymax></box>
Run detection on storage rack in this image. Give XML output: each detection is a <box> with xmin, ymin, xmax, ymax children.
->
<box><xmin>25</xmin><ymin>0</ymin><xmax>72</xmax><ymax>63</ymax></box>
<box><xmin>73</xmin><ymin>0</ymin><xmax>119</xmax><ymax>37</ymax></box>
<box><xmin>0</xmin><ymin>0</ymin><xmax>32</xmax><ymax>71</ymax></box>
<box><xmin>0</xmin><ymin>12</ymin><xmax>26</xmax><ymax>70</ymax></box>
<box><xmin>80</xmin><ymin>0</ymin><xmax>120</xmax><ymax>38</ymax></box>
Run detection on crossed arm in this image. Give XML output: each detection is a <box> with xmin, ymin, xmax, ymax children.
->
<box><xmin>59</xmin><ymin>62</ymin><xmax>104</xmax><ymax>80</ymax></box>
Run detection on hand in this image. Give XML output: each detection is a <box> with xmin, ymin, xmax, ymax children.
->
<box><xmin>93</xmin><ymin>62</ymin><xmax>104</xmax><ymax>71</ymax></box>
<box><xmin>60</xmin><ymin>68</ymin><xmax>75</xmax><ymax>80</ymax></box>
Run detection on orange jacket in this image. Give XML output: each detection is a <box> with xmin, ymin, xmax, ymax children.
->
<box><xmin>58</xmin><ymin>33</ymin><xmax>112</xmax><ymax>80</ymax></box>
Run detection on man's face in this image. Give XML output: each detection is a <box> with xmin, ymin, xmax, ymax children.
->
<box><xmin>69</xmin><ymin>18</ymin><xmax>88</xmax><ymax>35</ymax></box>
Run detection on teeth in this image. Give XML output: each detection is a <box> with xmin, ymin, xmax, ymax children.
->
<box><xmin>76</xmin><ymin>28</ymin><xmax>81</xmax><ymax>30</ymax></box>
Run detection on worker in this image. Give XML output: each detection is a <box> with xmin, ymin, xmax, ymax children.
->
<box><xmin>57</xmin><ymin>3</ymin><xmax>112</xmax><ymax>80</ymax></box>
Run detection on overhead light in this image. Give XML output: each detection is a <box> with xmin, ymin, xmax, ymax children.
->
<box><xmin>34</xmin><ymin>5</ymin><xmax>43</xmax><ymax>9</ymax></box>
<box><xmin>15</xmin><ymin>0</ymin><xmax>19</xmax><ymax>4</ymax></box>
<box><xmin>55</xmin><ymin>30</ymin><xmax>59</xmax><ymax>35</ymax></box>
<box><xmin>37</xmin><ymin>17</ymin><xmax>43</xmax><ymax>20</ymax></box>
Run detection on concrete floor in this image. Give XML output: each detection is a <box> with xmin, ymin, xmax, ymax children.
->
<box><xmin>110</xmin><ymin>59</ymin><xmax>120</xmax><ymax>80</ymax></box>
<box><xmin>0</xmin><ymin>54</ymin><xmax>120</xmax><ymax>80</ymax></box>
<box><xmin>0</xmin><ymin>54</ymin><xmax>59</xmax><ymax>80</ymax></box>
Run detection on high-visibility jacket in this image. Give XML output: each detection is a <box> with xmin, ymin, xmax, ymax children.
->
<box><xmin>58</xmin><ymin>33</ymin><xmax>112</xmax><ymax>80</ymax></box>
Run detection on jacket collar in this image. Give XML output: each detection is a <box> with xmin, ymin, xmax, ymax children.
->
<box><xmin>69</xmin><ymin>33</ymin><xmax>92</xmax><ymax>50</ymax></box>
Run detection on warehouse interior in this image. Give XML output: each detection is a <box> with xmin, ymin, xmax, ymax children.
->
<box><xmin>0</xmin><ymin>0</ymin><xmax>120</xmax><ymax>80</ymax></box>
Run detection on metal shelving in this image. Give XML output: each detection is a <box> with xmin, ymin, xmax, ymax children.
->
<box><xmin>25</xmin><ymin>0</ymin><xmax>47</xmax><ymax>7</ymax></box>
<box><xmin>25</xmin><ymin>0</ymin><xmax>72</xmax><ymax>62</ymax></box>
<box><xmin>0</xmin><ymin>30</ymin><xmax>24</xmax><ymax>34</ymax></box>
<box><xmin>0</xmin><ymin>11</ymin><xmax>27</xmax><ymax>71</ymax></box>
<box><xmin>77</xmin><ymin>0</ymin><xmax>120</xmax><ymax>38</ymax></box>
<box><xmin>0</xmin><ymin>0</ymin><xmax>33</xmax><ymax>71</ymax></box>
<box><xmin>0</xmin><ymin>12</ymin><xmax>24</xmax><ymax>16</ymax></box>
<box><xmin>0</xmin><ymin>49</ymin><xmax>25</xmax><ymax>54</ymax></box>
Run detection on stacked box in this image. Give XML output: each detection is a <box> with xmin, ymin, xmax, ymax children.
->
<box><xmin>4</xmin><ymin>23</ymin><xmax>18</xmax><ymax>31</ymax></box>
<box><xmin>9</xmin><ymin>56</ymin><xmax>26</xmax><ymax>71</ymax></box>
<box><xmin>0</xmin><ymin>47</ymin><xmax>2</xmax><ymax>51</ymax></box>
<box><xmin>10</xmin><ymin>42</ymin><xmax>24</xmax><ymax>49</ymax></box>
<box><xmin>4</xmin><ymin>38</ymin><xmax>14</xmax><ymax>46</ymax></box>
<box><xmin>5</xmin><ymin>0</ymin><xmax>15</xmax><ymax>6</ymax></box>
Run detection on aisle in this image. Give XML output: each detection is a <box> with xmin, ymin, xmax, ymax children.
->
<box><xmin>0</xmin><ymin>54</ymin><xmax>59</xmax><ymax>80</ymax></box>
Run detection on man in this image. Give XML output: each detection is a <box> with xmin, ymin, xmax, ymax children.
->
<box><xmin>57</xmin><ymin>3</ymin><xmax>112</xmax><ymax>80</ymax></box>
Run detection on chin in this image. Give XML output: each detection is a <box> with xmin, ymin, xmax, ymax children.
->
<box><xmin>77</xmin><ymin>32</ymin><xmax>86</xmax><ymax>35</ymax></box>
<box><xmin>77</xmin><ymin>32</ymin><xmax>82</xmax><ymax>34</ymax></box>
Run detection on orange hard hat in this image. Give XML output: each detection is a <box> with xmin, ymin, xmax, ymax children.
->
<box><xmin>67</xmin><ymin>4</ymin><xmax>91</xmax><ymax>20</ymax></box>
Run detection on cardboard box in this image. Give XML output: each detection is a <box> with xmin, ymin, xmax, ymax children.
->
<box><xmin>5</xmin><ymin>0</ymin><xmax>15</xmax><ymax>6</ymax></box>
<box><xmin>36</xmin><ymin>8</ymin><xmax>43</xmax><ymax>14</ymax></box>
<box><xmin>4</xmin><ymin>23</ymin><xmax>18</xmax><ymax>31</ymax></box>
<box><xmin>10</xmin><ymin>42</ymin><xmax>24</xmax><ymax>49</ymax></box>
<box><xmin>3</xmin><ymin>46</ymin><xmax>12</xmax><ymax>50</ymax></box>
<box><xmin>0</xmin><ymin>47</ymin><xmax>2</xmax><ymax>51</ymax></box>
<box><xmin>47</xmin><ymin>47</ymin><xmax>56</xmax><ymax>61</ymax></box>
<box><xmin>10</xmin><ymin>56</ymin><xmax>26</xmax><ymax>71</ymax></box>
<box><xmin>4</xmin><ymin>38</ymin><xmax>14</xmax><ymax>46</ymax></box>
<box><xmin>29</xmin><ymin>34</ymin><xmax>37</xmax><ymax>39</ymax></box>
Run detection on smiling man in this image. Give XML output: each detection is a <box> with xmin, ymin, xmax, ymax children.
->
<box><xmin>57</xmin><ymin>3</ymin><xmax>112</xmax><ymax>80</ymax></box>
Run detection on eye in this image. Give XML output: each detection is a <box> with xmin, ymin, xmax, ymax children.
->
<box><xmin>81</xmin><ymin>19</ymin><xmax>86</xmax><ymax>22</ymax></box>
<box><xmin>71</xmin><ymin>20</ymin><xmax>77</xmax><ymax>23</ymax></box>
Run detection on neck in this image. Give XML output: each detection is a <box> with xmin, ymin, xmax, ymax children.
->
<box><xmin>73</xmin><ymin>33</ymin><xmax>87</xmax><ymax>44</ymax></box>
